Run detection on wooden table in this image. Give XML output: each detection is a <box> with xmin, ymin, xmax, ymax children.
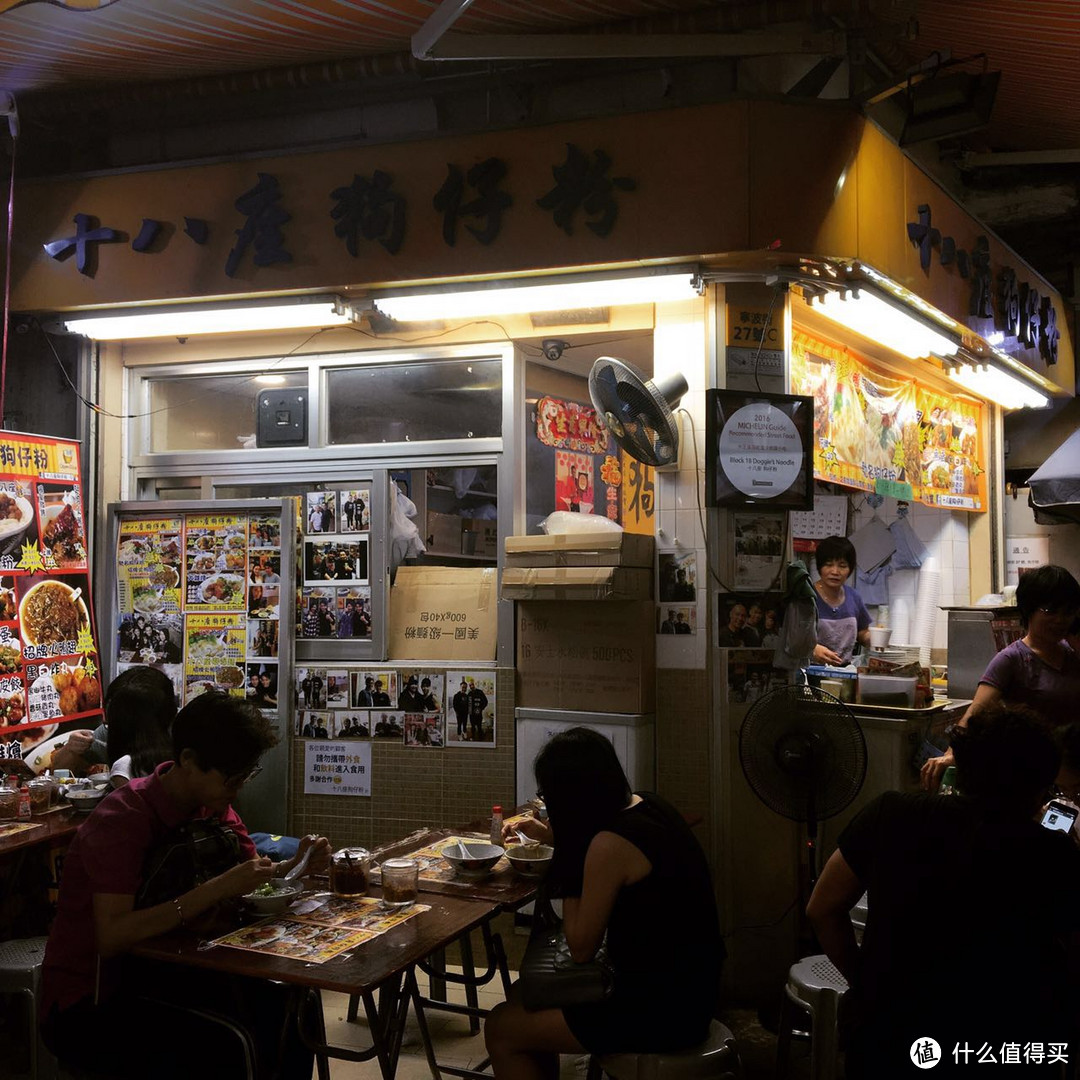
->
<box><xmin>370</xmin><ymin>825</ymin><xmax>542</xmax><ymax>1080</ymax></box>
<box><xmin>133</xmin><ymin>885</ymin><xmax>500</xmax><ymax>1080</ymax></box>
<box><xmin>0</xmin><ymin>806</ymin><xmax>80</xmax><ymax>859</ymax></box>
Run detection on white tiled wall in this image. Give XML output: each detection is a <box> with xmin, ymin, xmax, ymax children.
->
<box><xmin>847</xmin><ymin>498</ymin><xmax>972</xmax><ymax>651</ymax></box>
<box><xmin>654</xmin><ymin>298</ymin><xmax>709</xmax><ymax>671</ymax></box>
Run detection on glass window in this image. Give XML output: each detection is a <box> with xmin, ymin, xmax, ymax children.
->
<box><xmin>326</xmin><ymin>359</ymin><xmax>501</xmax><ymax>445</ymax></box>
<box><xmin>147</xmin><ymin>371</ymin><xmax>308</xmax><ymax>452</ymax></box>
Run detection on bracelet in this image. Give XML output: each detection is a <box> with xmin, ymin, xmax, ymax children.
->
<box><xmin>174</xmin><ymin>897</ymin><xmax>186</xmax><ymax>927</ymax></box>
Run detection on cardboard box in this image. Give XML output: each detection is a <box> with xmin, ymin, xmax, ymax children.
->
<box><xmin>516</xmin><ymin>601</ymin><xmax>655</xmax><ymax>713</ymax></box>
<box><xmin>388</xmin><ymin>566</ymin><xmax>497</xmax><ymax>661</ymax></box>
<box><xmin>504</xmin><ymin>532</ymin><xmax>655</xmax><ymax>568</ymax></box>
<box><xmin>426</xmin><ymin>511</ymin><xmax>462</xmax><ymax>555</ymax></box>
<box><xmin>462</xmin><ymin>518</ymin><xmax>498</xmax><ymax>559</ymax></box>
<box><xmin>501</xmin><ymin>566</ymin><xmax>653</xmax><ymax>601</ymax></box>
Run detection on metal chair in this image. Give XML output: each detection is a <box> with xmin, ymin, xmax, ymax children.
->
<box><xmin>0</xmin><ymin>935</ymin><xmax>55</xmax><ymax>1080</ymax></box>
<box><xmin>592</xmin><ymin>1020</ymin><xmax>744</xmax><ymax>1080</ymax></box>
<box><xmin>775</xmin><ymin>955</ymin><xmax>849</xmax><ymax>1080</ymax></box>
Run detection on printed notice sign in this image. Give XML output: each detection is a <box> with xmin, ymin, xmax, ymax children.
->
<box><xmin>304</xmin><ymin>739</ymin><xmax>372</xmax><ymax>797</ymax></box>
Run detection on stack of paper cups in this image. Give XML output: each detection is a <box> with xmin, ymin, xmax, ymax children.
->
<box><xmin>911</xmin><ymin>557</ymin><xmax>941</xmax><ymax>667</ymax></box>
<box><xmin>891</xmin><ymin>597</ymin><xmax>911</xmax><ymax>646</ymax></box>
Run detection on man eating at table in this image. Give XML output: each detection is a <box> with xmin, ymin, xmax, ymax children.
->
<box><xmin>40</xmin><ymin>690</ymin><xmax>331</xmax><ymax>1079</ymax></box>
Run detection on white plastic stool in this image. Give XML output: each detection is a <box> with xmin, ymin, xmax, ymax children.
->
<box><xmin>775</xmin><ymin>955</ymin><xmax>848</xmax><ymax>1080</ymax></box>
<box><xmin>0</xmin><ymin>936</ymin><xmax>54</xmax><ymax>1080</ymax></box>
<box><xmin>594</xmin><ymin>1020</ymin><xmax>743</xmax><ymax>1080</ymax></box>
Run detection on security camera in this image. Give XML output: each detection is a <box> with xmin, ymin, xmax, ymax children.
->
<box><xmin>542</xmin><ymin>339</ymin><xmax>570</xmax><ymax>362</ymax></box>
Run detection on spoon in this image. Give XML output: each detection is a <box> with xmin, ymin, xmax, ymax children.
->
<box><xmin>283</xmin><ymin>835</ymin><xmax>318</xmax><ymax>881</ymax></box>
<box><xmin>514</xmin><ymin>829</ymin><xmax>540</xmax><ymax>847</ymax></box>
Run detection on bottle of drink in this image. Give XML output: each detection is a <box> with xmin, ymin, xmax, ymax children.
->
<box><xmin>490</xmin><ymin>804</ymin><xmax>503</xmax><ymax>846</ymax></box>
<box><xmin>17</xmin><ymin>785</ymin><xmax>31</xmax><ymax>820</ymax></box>
<box><xmin>938</xmin><ymin>765</ymin><xmax>957</xmax><ymax>796</ymax></box>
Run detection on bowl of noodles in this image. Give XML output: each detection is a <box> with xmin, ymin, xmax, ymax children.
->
<box><xmin>19</xmin><ymin>581</ymin><xmax>89</xmax><ymax>648</ymax></box>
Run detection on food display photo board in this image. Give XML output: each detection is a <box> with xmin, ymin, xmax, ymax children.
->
<box><xmin>0</xmin><ymin>433</ymin><xmax>104</xmax><ymax>771</ymax></box>
<box><xmin>115</xmin><ymin>510</ymin><xmax>283</xmax><ymax>711</ymax></box>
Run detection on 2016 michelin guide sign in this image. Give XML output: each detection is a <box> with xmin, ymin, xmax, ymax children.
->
<box><xmin>707</xmin><ymin>391</ymin><xmax>814</xmax><ymax>510</ymax></box>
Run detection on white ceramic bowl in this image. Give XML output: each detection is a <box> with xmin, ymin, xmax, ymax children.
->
<box><xmin>242</xmin><ymin>880</ymin><xmax>303</xmax><ymax>915</ymax></box>
<box><xmin>0</xmin><ymin>496</ymin><xmax>35</xmax><ymax>555</ymax></box>
<box><xmin>441</xmin><ymin>841</ymin><xmax>504</xmax><ymax>879</ymax></box>
<box><xmin>504</xmin><ymin>843</ymin><xmax>553</xmax><ymax>878</ymax></box>
<box><xmin>66</xmin><ymin>787</ymin><xmax>108</xmax><ymax>813</ymax></box>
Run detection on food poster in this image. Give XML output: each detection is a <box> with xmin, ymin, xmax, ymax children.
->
<box><xmin>185</xmin><ymin>515</ymin><xmax>248</xmax><ymax>610</ymax></box>
<box><xmin>792</xmin><ymin>330</ymin><xmax>986</xmax><ymax>511</ymax></box>
<box><xmin>916</xmin><ymin>388</ymin><xmax>986</xmax><ymax>510</ymax></box>
<box><xmin>184</xmin><ymin>612</ymin><xmax>247</xmax><ymax>704</ymax></box>
<box><xmin>117</xmin><ymin>517</ymin><xmax>183</xmax><ymax>617</ymax></box>
<box><xmin>0</xmin><ymin>434</ymin><xmax>104</xmax><ymax>767</ymax></box>
<box><xmin>212</xmin><ymin>895</ymin><xmax>428</xmax><ymax>963</ymax></box>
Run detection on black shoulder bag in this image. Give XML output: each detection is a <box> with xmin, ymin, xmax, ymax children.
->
<box><xmin>135</xmin><ymin>816</ymin><xmax>244</xmax><ymax>909</ymax></box>
<box><xmin>518</xmin><ymin>894</ymin><xmax>615</xmax><ymax>1012</ymax></box>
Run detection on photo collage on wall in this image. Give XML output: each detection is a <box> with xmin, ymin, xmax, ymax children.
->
<box><xmin>0</xmin><ymin>433</ymin><xmax>105</xmax><ymax>770</ymax></box>
<box><xmin>115</xmin><ymin>511</ymin><xmax>282</xmax><ymax>714</ymax></box>
<box><xmin>657</xmin><ymin>550</ymin><xmax>697</xmax><ymax>636</ymax></box>
<box><xmin>294</xmin><ymin>667</ymin><xmax>496</xmax><ymax>749</ymax></box>
<box><xmin>298</xmin><ymin>490</ymin><xmax>372</xmax><ymax>640</ymax></box>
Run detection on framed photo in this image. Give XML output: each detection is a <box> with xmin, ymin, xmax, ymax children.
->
<box><xmin>445</xmin><ymin>670</ymin><xmax>496</xmax><ymax>747</ymax></box>
<box><xmin>306</xmin><ymin>492</ymin><xmax>337</xmax><ymax>535</ymax></box>
<box><xmin>706</xmin><ymin>389</ymin><xmax>813</xmax><ymax>510</ymax></box>
<box><xmin>658</xmin><ymin>550</ymin><xmax>697</xmax><ymax>603</ymax></box>
<box><xmin>303</xmin><ymin>538</ymin><xmax>369</xmax><ymax>584</ymax></box>
<box><xmin>716</xmin><ymin>592</ymin><xmax>786</xmax><ymax>649</ymax></box>
<box><xmin>339</xmin><ymin>489</ymin><xmax>370</xmax><ymax>532</ymax></box>
<box><xmin>352</xmin><ymin>671</ymin><xmax>397</xmax><ymax>707</ymax></box>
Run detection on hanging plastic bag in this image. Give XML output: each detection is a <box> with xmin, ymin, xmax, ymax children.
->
<box><xmin>389</xmin><ymin>485</ymin><xmax>425</xmax><ymax>573</ymax></box>
<box><xmin>772</xmin><ymin>561</ymin><xmax>818</xmax><ymax>670</ymax></box>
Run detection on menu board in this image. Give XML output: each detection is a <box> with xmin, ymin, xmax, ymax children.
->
<box><xmin>115</xmin><ymin>510</ymin><xmax>282</xmax><ymax>709</ymax></box>
<box><xmin>791</xmin><ymin>330</ymin><xmax>987</xmax><ymax>512</ymax></box>
<box><xmin>0</xmin><ymin>433</ymin><xmax>104</xmax><ymax>767</ymax></box>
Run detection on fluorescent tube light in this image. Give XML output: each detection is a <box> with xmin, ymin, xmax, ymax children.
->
<box><xmin>946</xmin><ymin>360</ymin><xmax>1049</xmax><ymax>410</ymax></box>
<box><xmin>64</xmin><ymin>297</ymin><xmax>358</xmax><ymax>340</ymax></box>
<box><xmin>809</xmin><ymin>289</ymin><xmax>959</xmax><ymax>360</ymax></box>
<box><xmin>373</xmin><ymin>271</ymin><xmax>700</xmax><ymax>322</ymax></box>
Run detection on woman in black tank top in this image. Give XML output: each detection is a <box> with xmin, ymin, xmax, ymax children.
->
<box><xmin>485</xmin><ymin>727</ymin><xmax>724</xmax><ymax>1078</ymax></box>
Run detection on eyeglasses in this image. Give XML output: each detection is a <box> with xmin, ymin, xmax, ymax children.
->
<box><xmin>225</xmin><ymin>764</ymin><xmax>262</xmax><ymax>787</ymax></box>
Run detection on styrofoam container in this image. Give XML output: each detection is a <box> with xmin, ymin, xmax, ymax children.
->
<box><xmin>856</xmin><ymin>674</ymin><xmax>917</xmax><ymax>708</ymax></box>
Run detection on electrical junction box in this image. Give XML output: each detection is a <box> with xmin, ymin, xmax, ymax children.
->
<box><xmin>256</xmin><ymin>389</ymin><xmax>308</xmax><ymax>447</ymax></box>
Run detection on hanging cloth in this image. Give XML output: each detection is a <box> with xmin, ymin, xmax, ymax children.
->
<box><xmin>773</xmin><ymin>561</ymin><xmax>818</xmax><ymax>670</ymax></box>
<box><xmin>888</xmin><ymin>514</ymin><xmax>928</xmax><ymax>570</ymax></box>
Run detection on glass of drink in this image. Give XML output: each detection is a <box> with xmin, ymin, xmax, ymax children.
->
<box><xmin>380</xmin><ymin>858</ymin><xmax>419</xmax><ymax>908</ymax></box>
<box><xmin>330</xmin><ymin>847</ymin><xmax>371</xmax><ymax>897</ymax></box>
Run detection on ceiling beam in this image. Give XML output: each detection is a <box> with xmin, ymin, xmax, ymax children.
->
<box><xmin>421</xmin><ymin>29</ymin><xmax>847</xmax><ymax>62</ymax></box>
<box><xmin>412</xmin><ymin>0</ymin><xmax>477</xmax><ymax>62</ymax></box>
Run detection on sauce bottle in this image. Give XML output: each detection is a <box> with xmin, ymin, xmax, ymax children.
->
<box><xmin>17</xmin><ymin>785</ymin><xmax>31</xmax><ymax>820</ymax></box>
<box><xmin>490</xmin><ymin>804</ymin><xmax>503</xmax><ymax>846</ymax></box>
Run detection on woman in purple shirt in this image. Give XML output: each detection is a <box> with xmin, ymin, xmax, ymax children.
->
<box><xmin>921</xmin><ymin>564</ymin><xmax>1080</xmax><ymax>791</ymax></box>
<box><xmin>812</xmin><ymin>535</ymin><xmax>872</xmax><ymax>666</ymax></box>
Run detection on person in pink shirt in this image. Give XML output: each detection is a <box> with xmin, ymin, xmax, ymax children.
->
<box><xmin>40</xmin><ymin>691</ymin><xmax>330</xmax><ymax>1079</ymax></box>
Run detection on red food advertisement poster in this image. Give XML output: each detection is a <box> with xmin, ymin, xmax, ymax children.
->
<box><xmin>554</xmin><ymin>451</ymin><xmax>595</xmax><ymax>515</ymax></box>
<box><xmin>0</xmin><ymin>433</ymin><xmax>103</xmax><ymax>772</ymax></box>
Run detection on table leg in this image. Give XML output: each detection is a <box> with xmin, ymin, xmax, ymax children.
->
<box><xmin>459</xmin><ymin>932</ymin><xmax>481</xmax><ymax>1035</ymax></box>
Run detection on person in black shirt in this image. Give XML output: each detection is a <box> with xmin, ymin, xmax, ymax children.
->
<box><xmin>808</xmin><ymin>703</ymin><xmax>1080</xmax><ymax>1078</ymax></box>
<box><xmin>398</xmin><ymin>676</ymin><xmax>423</xmax><ymax>711</ymax></box>
<box><xmin>485</xmin><ymin>728</ymin><xmax>722</xmax><ymax>1074</ymax></box>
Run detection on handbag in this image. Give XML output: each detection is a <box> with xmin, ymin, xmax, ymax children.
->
<box><xmin>136</xmin><ymin>816</ymin><xmax>244</xmax><ymax>909</ymax></box>
<box><xmin>518</xmin><ymin>896</ymin><xmax>615</xmax><ymax>1011</ymax></box>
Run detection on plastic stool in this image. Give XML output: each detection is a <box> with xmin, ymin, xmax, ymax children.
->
<box><xmin>850</xmin><ymin>892</ymin><xmax>868</xmax><ymax>944</ymax></box>
<box><xmin>775</xmin><ymin>955</ymin><xmax>848</xmax><ymax>1080</ymax></box>
<box><xmin>0</xmin><ymin>936</ymin><xmax>53</xmax><ymax>1080</ymax></box>
<box><xmin>594</xmin><ymin>1020</ymin><xmax>743</xmax><ymax>1080</ymax></box>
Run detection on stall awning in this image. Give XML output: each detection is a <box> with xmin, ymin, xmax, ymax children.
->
<box><xmin>1028</xmin><ymin>428</ymin><xmax>1080</xmax><ymax>524</ymax></box>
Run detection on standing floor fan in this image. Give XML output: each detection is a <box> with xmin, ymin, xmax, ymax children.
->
<box><xmin>739</xmin><ymin>683</ymin><xmax>867</xmax><ymax>907</ymax></box>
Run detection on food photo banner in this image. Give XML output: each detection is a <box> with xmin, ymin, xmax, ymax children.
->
<box><xmin>115</xmin><ymin>510</ymin><xmax>283</xmax><ymax>710</ymax></box>
<box><xmin>791</xmin><ymin>330</ymin><xmax>987</xmax><ymax>512</ymax></box>
<box><xmin>0</xmin><ymin>432</ymin><xmax>103</xmax><ymax>768</ymax></box>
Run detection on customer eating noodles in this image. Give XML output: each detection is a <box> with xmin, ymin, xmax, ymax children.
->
<box><xmin>484</xmin><ymin>727</ymin><xmax>723</xmax><ymax>1078</ymax></box>
<box><xmin>39</xmin><ymin>690</ymin><xmax>331</xmax><ymax>1079</ymax></box>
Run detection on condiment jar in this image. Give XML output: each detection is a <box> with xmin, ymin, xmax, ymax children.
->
<box><xmin>0</xmin><ymin>786</ymin><xmax>17</xmax><ymax>821</ymax></box>
<box><xmin>330</xmin><ymin>847</ymin><xmax>372</xmax><ymax>897</ymax></box>
<box><xmin>28</xmin><ymin>777</ymin><xmax>53</xmax><ymax>815</ymax></box>
<box><xmin>380</xmin><ymin>858</ymin><xmax>419</xmax><ymax>908</ymax></box>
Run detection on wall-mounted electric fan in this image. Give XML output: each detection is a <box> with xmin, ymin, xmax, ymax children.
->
<box><xmin>588</xmin><ymin>356</ymin><xmax>687</xmax><ymax>467</ymax></box>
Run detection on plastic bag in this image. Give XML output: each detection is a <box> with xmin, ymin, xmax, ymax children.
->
<box><xmin>389</xmin><ymin>485</ymin><xmax>426</xmax><ymax>570</ymax></box>
<box><xmin>540</xmin><ymin>511</ymin><xmax>623</xmax><ymax>536</ymax></box>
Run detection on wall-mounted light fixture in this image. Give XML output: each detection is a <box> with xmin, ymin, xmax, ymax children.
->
<box><xmin>371</xmin><ymin>266</ymin><xmax>702</xmax><ymax>322</ymax></box>
<box><xmin>806</xmin><ymin>287</ymin><xmax>959</xmax><ymax>360</ymax></box>
<box><xmin>63</xmin><ymin>295</ymin><xmax>364</xmax><ymax>340</ymax></box>
<box><xmin>944</xmin><ymin>357</ymin><xmax>1050</xmax><ymax>410</ymax></box>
